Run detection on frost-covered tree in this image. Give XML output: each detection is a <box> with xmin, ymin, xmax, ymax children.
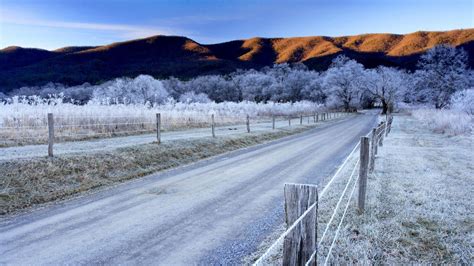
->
<box><xmin>62</xmin><ymin>83</ymin><xmax>94</xmax><ymax>104</ymax></box>
<box><xmin>416</xmin><ymin>45</ymin><xmax>470</xmax><ymax>109</ymax></box>
<box><xmin>130</xmin><ymin>75</ymin><xmax>169</xmax><ymax>104</ymax></box>
<box><xmin>362</xmin><ymin>66</ymin><xmax>406</xmax><ymax>114</ymax></box>
<box><xmin>162</xmin><ymin>77</ymin><xmax>185</xmax><ymax>100</ymax></box>
<box><xmin>281</xmin><ymin>68</ymin><xmax>314</xmax><ymax>102</ymax></box>
<box><xmin>238</xmin><ymin>72</ymin><xmax>276</xmax><ymax>102</ymax></box>
<box><xmin>185</xmin><ymin>75</ymin><xmax>237</xmax><ymax>102</ymax></box>
<box><xmin>300</xmin><ymin>73</ymin><xmax>326</xmax><ymax>103</ymax></box>
<box><xmin>323</xmin><ymin>55</ymin><xmax>365</xmax><ymax>111</ymax></box>
<box><xmin>92</xmin><ymin>75</ymin><xmax>168</xmax><ymax>104</ymax></box>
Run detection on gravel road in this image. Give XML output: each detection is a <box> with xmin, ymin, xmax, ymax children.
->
<box><xmin>0</xmin><ymin>116</ymin><xmax>330</xmax><ymax>161</ymax></box>
<box><xmin>0</xmin><ymin>112</ymin><xmax>377</xmax><ymax>265</ymax></box>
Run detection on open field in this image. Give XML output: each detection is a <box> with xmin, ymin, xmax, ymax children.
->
<box><xmin>411</xmin><ymin>108</ymin><xmax>472</xmax><ymax>135</ymax></box>
<box><xmin>317</xmin><ymin>113</ymin><xmax>473</xmax><ymax>264</ymax></box>
<box><xmin>0</xmin><ymin>100</ymin><xmax>324</xmax><ymax>146</ymax></box>
<box><xmin>245</xmin><ymin>112</ymin><xmax>472</xmax><ymax>265</ymax></box>
<box><xmin>0</xmin><ymin>114</ymin><xmax>345</xmax><ymax>160</ymax></box>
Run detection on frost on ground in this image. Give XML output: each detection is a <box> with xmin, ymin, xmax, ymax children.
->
<box><xmin>245</xmin><ymin>141</ymin><xmax>362</xmax><ymax>265</ymax></box>
<box><xmin>411</xmin><ymin>108</ymin><xmax>472</xmax><ymax>135</ymax></box>
<box><xmin>321</xmin><ymin>113</ymin><xmax>473</xmax><ymax>264</ymax></box>
<box><xmin>248</xmin><ymin>112</ymin><xmax>472</xmax><ymax>265</ymax></box>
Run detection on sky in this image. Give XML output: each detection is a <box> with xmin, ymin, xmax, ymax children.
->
<box><xmin>0</xmin><ymin>0</ymin><xmax>473</xmax><ymax>50</ymax></box>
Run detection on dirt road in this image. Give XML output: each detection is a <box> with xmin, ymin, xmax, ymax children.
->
<box><xmin>0</xmin><ymin>112</ymin><xmax>377</xmax><ymax>265</ymax></box>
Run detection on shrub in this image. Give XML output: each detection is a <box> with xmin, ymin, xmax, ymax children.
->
<box><xmin>411</xmin><ymin>108</ymin><xmax>472</xmax><ymax>135</ymax></box>
<box><xmin>450</xmin><ymin>89</ymin><xmax>474</xmax><ymax>115</ymax></box>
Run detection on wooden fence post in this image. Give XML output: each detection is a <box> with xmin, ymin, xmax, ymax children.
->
<box><xmin>211</xmin><ymin>114</ymin><xmax>216</xmax><ymax>138</ymax></box>
<box><xmin>300</xmin><ymin>115</ymin><xmax>303</xmax><ymax>125</ymax></box>
<box><xmin>48</xmin><ymin>113</ymin><xmax>54</xmax><ymax>157</ymax></box>
<box><xmin>283</xmin><ymin>183</ymin><xmax>318</xmax><ymax>266</ymax></box>
<box><xmin>358</xmin><ymin>137</ymin><xmax>369</xmax><ymax>214</ymax></box>
<box><xmin>374</xmin><ymin>126</ymin><xmax>379</xmax><ymax>155</ymax></box>
<box><xmin>369</xmin><ymin>128</ymin><xmax>377</xmax><ymax>172</ymax></box>
<box><xmin>272</xmin><ymin>115</ymin><xmax>275</xmax><ymax>130</ymax></box>
<box><xmin>156</xmin><ymin>113</ymin><xmax>161</xmax><ymax>144</ymax></box>
<box><xmin>307</xmin><ymin>116</ymin><xmax>310</xmax><ymax>124</ymax></box>
<box><xmin>246</xmin><ymin>114</ymin><xmax>250</xmax><ymax>133</ymax></box>
<box><xmin>388</xmin><ymin>115</ymin><xmax>393</xmax><ymax>133</ymax></box>
<box><xmin>289</xmin><ymin>116</ymin><xmax>291</xmax><ymax>126</ymax></box>
<box><xmin>313</xmin><ymin>113</ymin><xmax>316</xmax><ymax>123</ymax></box>
<box><xmin>387</xmin><ymin>116</ymin><xmax>391</xmax><ymax>134</ymax></box>
<box><xmin>379</xmin><ymin>122</ymin><xmax>385</xmax><ymax>147</ymax></box>
<box><xmin>316</xmin><ymin>113</ymin><xmax>319</xmax><ymax>122</ymax></box>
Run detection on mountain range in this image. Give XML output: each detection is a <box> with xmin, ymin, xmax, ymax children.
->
<box><xmin>1</xmin><ymin>29</ymin><xmax>473</xmax><ymax>92</ymax></box>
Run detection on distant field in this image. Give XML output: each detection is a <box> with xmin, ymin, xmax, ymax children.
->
<box><xmin>0</xmin><ymin>100</ymin><xmax>324</xmax><ymax>146</ymax></box>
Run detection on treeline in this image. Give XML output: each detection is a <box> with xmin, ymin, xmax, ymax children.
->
<box><xmin>2</xmin><ymin>45</ymin><xmax>472</xmax><ymax>114</ymax></box>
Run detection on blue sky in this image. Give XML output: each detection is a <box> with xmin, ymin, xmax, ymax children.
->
<box><xmin>0</xmin><ymin>0</ymin><xmax>472</xmax><ymax>50</ymax></box>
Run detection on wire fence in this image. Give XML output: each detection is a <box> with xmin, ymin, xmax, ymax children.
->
<box><xmin>253</xmin><ymin>113</ymin><xmax>393</xmax><ymax>265</ymax></box>
<box><xmin>0</xmin><ymin>111</ymin><xmax>348</xmax><ymax>148</ymax></box>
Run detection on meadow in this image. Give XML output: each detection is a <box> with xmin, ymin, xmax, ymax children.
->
<box><xmin>0</xmin><ymin>97</ymin><xmax>324</xmax><ymax>146</ymax></box>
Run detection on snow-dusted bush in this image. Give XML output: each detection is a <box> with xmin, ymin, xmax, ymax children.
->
<box><xmin>178</xmin><ymin>92</ymin><xmax>211</xmax><ymax>103</ymax></box>
<box><xmin>411</xmin><ymin>108</ymin><xmax>472</xmax><ymax>135</ymax></box>
<box><xmin>450</xmin><ymin>89</ymin><xmax>474</xmax><ymax>115</ymax></box>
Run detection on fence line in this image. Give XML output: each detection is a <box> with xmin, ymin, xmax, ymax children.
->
<box><xmin>253</xmin><ymin>199</ymin><xmax>318</xmax><ymax>266</ymax></box>
<box><xmin>323</xmin><ymin>172</ymin><xmax>360</xmax><ymax>265</ymax></box>
<box><xmin>319</xmin><ymin>142</ymin><xmax>360</xmax><ymax>199</ymax></box>
<box><xmin>252</xmin><ymin>111</ymin><xmax>394</xmax><ymax>265</ymax></box>
<box><xmin>1</xmin><ymin>111</ymin><xmax>350</xmax><ymax>154</ymax></box>
<box><xmin>318</xmin><ymin>159</ymin><xmax>360</xmax><ymax>246</ymax></box>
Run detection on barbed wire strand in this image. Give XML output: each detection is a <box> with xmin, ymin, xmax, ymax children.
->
<box><xmin>304</xmin><ymin>159</ymin><xmax>359</xmax><ymax>266</ymax></box>
<box><xmin>323</xmin><ymin>172</ymin><xmax>359</xmax><ymax>266</ymax></box>
<box><xmin>318</xmin><ymin>159</ymin><xmax>360</xmax><ymax>246</ymax></box>
<box><xmin>253</xmin><ymin>200</ymin><xmax>318</xmax><ymax>266</ymax></box>
<box><xmin>253</xmin><ymin>127</ymin><xmax>372</xmax><ymax>266</ymax></box>
<box><xmin>319</xmin><ymin>142</ymin><xmax>360</xmax><ymax>199</ymax></box>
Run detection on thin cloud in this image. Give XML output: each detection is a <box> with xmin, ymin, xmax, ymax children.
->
<box><xmin>0</xmin><ymin>10</ymin><xmax>182</xmax><ymax>39</ymax></box>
